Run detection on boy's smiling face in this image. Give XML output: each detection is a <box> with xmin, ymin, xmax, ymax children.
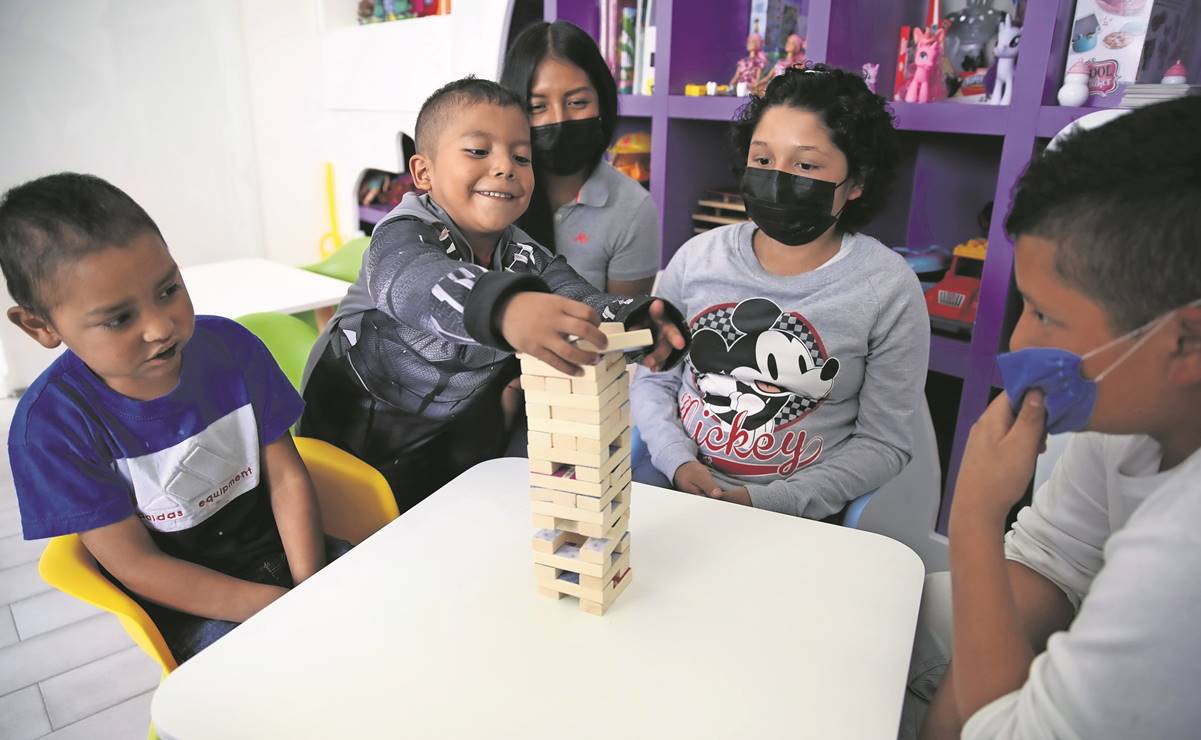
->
<box><xmin>409</xmin><ymin>102</ymin><xmax>534</xmax><ymax>256</ymax></box>
<box><xmin>8</xmin><ymin>231</ymin><xmax>195</xmax><ymax>401</ymax></box>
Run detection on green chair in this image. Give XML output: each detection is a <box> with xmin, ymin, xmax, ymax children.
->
<box><xmin>235</xmin><ymin>312</ymin><xmax>319</xmax><ymax>391</ymax></box>
<box><xmin>303</xmin><ymin>235</ymin><xmax>370</xmax><ymax>283</ymax></box>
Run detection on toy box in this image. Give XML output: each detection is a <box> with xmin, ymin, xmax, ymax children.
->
<box><xmin>1062</xmin><ymin>0</ymin><xmax>1158</xmax><ymax>106</ymax></box>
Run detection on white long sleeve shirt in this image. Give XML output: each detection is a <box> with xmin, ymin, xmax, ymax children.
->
<box><xmin>964</xmin><ymin>433</ymin><xmax>1201</xmax><ymax>739</ymax></box>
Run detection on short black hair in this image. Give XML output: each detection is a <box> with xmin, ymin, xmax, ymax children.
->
<box><xmin>414</xmin><ymin>76</ymin><xmax>527</xmax><ymax>156</ymax></box>
<box><xmin>731</xmin><ymin>63</ymin><xmax>899</xmax><ymax>234</ymax></box>
<box><xmin>500</xmin><ymin>20</ymin><xmax>620</xmax><ymax>252</ymax></box>
<box><xmin>1006</xmin><ymin>97</ymin><xmax>1201</xmax><ymax>333</ymax></box>
<box><xmin>0</xmin><ymin>173</ymin><xmax>162</xmax><ymax>317</ymax></box>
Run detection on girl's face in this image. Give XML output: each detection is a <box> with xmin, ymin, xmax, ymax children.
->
<box><xmin>528</xmin><ymin>57</ymin><xmax>600</xmax><ymax>126</ymax></box>
<box><xmin>746</xmin><ymin>105</ymin><xmax>862</xmax><ymax>209</ymax></box>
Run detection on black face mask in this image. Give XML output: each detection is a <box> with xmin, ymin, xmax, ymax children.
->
<box><xmin>739</xmin><ymin>167</ymin><xmax>848</xmax><ymax>246</ymax></box>
<box><xmin>531</xmin><ymin>117</ymin><xmax>607</xmax><ymax>176</ymax></box>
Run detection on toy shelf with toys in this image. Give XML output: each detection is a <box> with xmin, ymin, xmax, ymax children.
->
<box><xmin>544</xmin><ymin>0</ymin><xmax>1179</xmax><ymax>533</ymax></box>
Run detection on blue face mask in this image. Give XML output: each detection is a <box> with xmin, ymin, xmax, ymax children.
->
<box><xmin>996</xmin><ymin>302</ymin><xmax>1198</xmax><ymax>435</ymax></box>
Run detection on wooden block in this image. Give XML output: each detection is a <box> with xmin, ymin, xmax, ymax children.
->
<box><xmin>551</xmin><ymin>433</ymin><xmax>577</xmax><ymax>450</ymax></box>
<box><xmin>575</xmin><ymin>328</ymin><xmax>653</xmax><ymax>353</ymax></box>
<box><xmin>551</xmin><ymin>406</ymin><xmax>603</xmax><ymax>424</ymax></box>
<box><xmin>579</xmin><ymin>522</ymin><xmax>629</xmax><ymax>565</ymax></box>
<box><xmin>531</xmin><ymin>491</ymin><xmax>630</xmax><ymax>538</ymax></box>
<box><xmin>526</xmin><ymin>374</ymin><xmax>627</xmax><ymax>411</ymax></box>
<box><xmin>522</xmin><ymin>376</ymin><xmax>545</xmax><ymax>392</ymax></box>
<box><xmin>544</xmin><ymin>377</ymin><xmax>572</xmax><ymax>393</ymax></box>
<box><xmin>527</xmin><ymin>432</ymin><xmax>631</xmax><ymax>470</ymax></box>
<box><xmin>519</xmin><ymin>353</ymin><xmax>626</xmax><ymax>386</ymax></box>
<box><xmin>528</xmin><ymin>487</ymin><xmax>576</xmax><ymax>507</ymax></box>
<box><xmin>531</xmin><ymin>528</ymin><xmax>580</xmax><ymax>554</ymax></box>
<box><xmin>579</xmin><ymin>567</ymin><xmax>633</xmax><ymax>616</ymax></box>
<box><xmin>580</xmin><ymin>547</ymin><xmax>631</xmax><ymax>590</ymax></box>
<box><xmin>574</xmin><ymin>472</ymin><xmax>628</xmax><ymax>512</ymax></box>
<box><xmin>537</xmin><ymin>585</ymin><xmax>567</xmax><ymax>600</ymax></box>
<box><xmin>526</xmin><ymin>401</ymin><xmax>630</xmax><ymax>442</ymax></box>
<box><xmin>528</xmin><ymin>431</ymin><xmax>553</xmax><ymax>449</ymax></box>
<box><xmin>529</xmin><ymin>458</ymin><xmax>562</xmax><ymax>475</ymax></box>
<box><xmin>531</xmin><ymin>538</ymin><xmax>610</xmax><ymax>578</ymax></box>
<box><xmin>525</xmin><ymin>403</ymin><xmax>550</xmax><ymax>419</ymax></box>
<box><xmin>529</xmin><ymin>469</ymin><xmax>605</xmax><ymax>498</ymax></box>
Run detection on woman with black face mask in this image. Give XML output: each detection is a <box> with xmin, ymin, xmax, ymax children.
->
<box><xmin>630</xmin><ymin>64</ymin><xmax>930</xmax><ymax>524</ymax></box>
<box><xmin>501</xmin><ymin>21</ymin><xmax>660</xmax><ymax>298</ymax></box>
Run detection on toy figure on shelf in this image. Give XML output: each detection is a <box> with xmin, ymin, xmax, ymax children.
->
<box><xmin>1161</xmin><ymin>60</ymin><xmax>1189</xmax><ymax>84</ymax></box>
<box><xmin>862</xmin><ymin>62</ymin><xmax>880</xmax><ymax>93</ymax></box>
<box><xmin>944</xmin><ymin>0</ymin><xmax>1004</xmax><ymax>74</ymax></box>
<box><xmin>730</xmin><ymin>33</ymin><xmax>768</xmax><ymax>95</ymax></box>
<box><xmin>899</xmin><ymin>26</ymin><xmax>947</xmax><ymax>103</ymax></box>
<box><xmin>986</xmin><ymin>14</ymin><xmax>1020</xmax><ymax>105</ymax></box>
<box><xmin>760</xmin><ymin>34</ymin><xmax>807</xmax><ymax>89</ymax></box>
<box><xmin>1058</xmin><ymin>60</ymin><xmax>1092</xmax><ymax>106</ymax></box>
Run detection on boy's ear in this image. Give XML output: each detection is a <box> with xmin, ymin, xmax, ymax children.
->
<box><xmin>7</xmin><ymin>306</ymin><xmax>63</xmax><ymax>349</ymax></box>
<box><xmin>409</xmin><ymin>153</ymin><xmax>433</xmax><ymax>191</ymax></box>
<box><xmin>1169</xmin><ymin>306</ymin><xmax>1201</xmax><ymax>384</ymax></box>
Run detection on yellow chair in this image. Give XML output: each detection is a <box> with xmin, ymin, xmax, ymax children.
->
<box><xmin>37</xmin><ymin>438</ymin><xmax>398</xmax><ymax>677</ymax></box>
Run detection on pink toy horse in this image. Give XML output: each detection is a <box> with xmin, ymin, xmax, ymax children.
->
<box><xmin>902</xmin><ymin>26</ymin><xmax>947</xmax><ymax>103</ymax></box>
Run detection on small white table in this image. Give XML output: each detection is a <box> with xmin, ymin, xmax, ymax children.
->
<box><xmin>151</xmin><ymin>458</ymin><xmax>924</xmax><ymax>739</ymax></box>
<box><xmin>180</xmin><ymin>258</ymin><xmax>350</xmax><ymax>318</ymax></box>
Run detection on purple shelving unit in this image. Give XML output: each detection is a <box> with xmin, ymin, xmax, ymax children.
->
<box><xmin>545</xmin><ymin>0</ymin><xmax>1098</xmax><ymax>534</ymax></box>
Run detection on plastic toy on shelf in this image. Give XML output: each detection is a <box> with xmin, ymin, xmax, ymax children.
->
<box><xmin>897</xmin><ymin>26</ymin><xmax>948</xmax><ymax>103</ymax></box>
<box><xmin>729</xmin><ymin>33</ymin><xmax>769</xmax><ymax>95</ymax></box>
<box><xmin>926</xmin><ymin>238</ymin><xmax>986</xmax><ymax>334</ymax></box>
<box><xmin>986</xmin><ymin>14</ymin><xmax>1020</xmax><ymax>105</ymax></box>
<box><xmin>862</xmin><ymin>62</ymin><xmax>880</xmax><ymax>93</ymax></box>
<box><xmin>1058</xmin><ymin>59</ymin><xmax>1092</xmax><ymax>106</ymax></box>
<box><xmin>608</xmin><ymin>132</ymin><xmax>651</xmax><ymax>185</ymax></box>
<box><xmin>1162</xmin><ymin>60</ymin><xmax>1188</xmax><ymax>84</ymax></box>
<box><xmin>760</xmin><ymin>34</ymin><xmax>807</xmax><ymax>90</ymax></box>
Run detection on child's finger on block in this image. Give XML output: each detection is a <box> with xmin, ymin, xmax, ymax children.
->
<box><xmin>559</xmin><ymin>297</ymin><xmax>601</xmax><ymax>325</ymax></box>
<box><xmin>537</xmin><ymin>348</ymin><xmax>582</xmax><ymax>377</ymax></box>
<box><xmin>553</xmin><ymin>338</ymin><xmax>600</xmax><ymax>368</ymax></box>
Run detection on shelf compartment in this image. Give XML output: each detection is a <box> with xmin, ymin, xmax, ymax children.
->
<box><xmin>619</xmin><ymin>94</ymin><xmax>655</xmax><ymax>117</ymax></box>
<box><xmin>889</xmin><ymin>102</ymin><xmax>1008</xmax><ymax>136</ymax></box>
<box><xmin>666</xmin><ymin>95</ymin><xmax>746</xmax><ymax>121</ymax></box>
<box><xmin>928</xmin><ymin>334</ymin><xmax>971</xmax><ymax>378</ymax></box>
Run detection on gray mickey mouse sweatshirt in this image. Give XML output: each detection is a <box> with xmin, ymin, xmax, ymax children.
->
<box><xmin>630</xmin><ymin>221</ymin><xmax>930</xmax><ymax>518</ymax></box>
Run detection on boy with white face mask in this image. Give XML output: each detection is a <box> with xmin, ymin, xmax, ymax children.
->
<box><xmin>907</xmin><ymin>97</ymin><xmax>1201</xmax><ymax>740</ymax></box>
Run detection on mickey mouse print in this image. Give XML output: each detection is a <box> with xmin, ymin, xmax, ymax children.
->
<box><xmin>680</xmin><ymin>298</ymin><xmax>838</xmax><ymax>477</ymax></box>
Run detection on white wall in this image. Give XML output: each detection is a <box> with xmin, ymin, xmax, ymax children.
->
<box><xmin>239</xmin><ymin>0</ymin><xmax>515</xmax><ymax>267</ymax></box>
<box><xmin>0</xmin><ymin>0</ymin><xmax>264</xmax><ymax>268</ymax></box>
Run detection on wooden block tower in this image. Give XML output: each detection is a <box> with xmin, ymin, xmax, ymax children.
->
<box><xmin>519</xmin><ymin>323</ymin><xmax>652</xmax><ymax>616</ymax></box>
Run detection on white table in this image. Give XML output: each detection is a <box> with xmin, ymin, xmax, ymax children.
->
<box><xmin>152</xmin><ymin>458</ymin><xmax>924</xmax><ymax>739</ymax></box>
<box><xmin>0</xmin><ymin>258</ymin><xmax>350</xmax><ymax>394</ymax></box>
<box><xmin>180</xmin><ymin>258</ymin><xmax>350</xmax><ymax>318</ymax></box>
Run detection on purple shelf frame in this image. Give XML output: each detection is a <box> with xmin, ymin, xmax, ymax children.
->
<box><xmin>544</xmin><ymin>0</ymin><xmax>1100</xmax><ymax>536</ymax></box>
<box><xmin>358</xmin><ymin>204</ymin><xmax>391</xmax><ymax>225</ymax></box>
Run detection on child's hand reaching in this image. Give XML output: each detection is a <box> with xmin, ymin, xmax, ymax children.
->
<box><xmin>628</xmin><ymin>299</ymin><xmax>689</xmax><ymax>371</ymax></box>
<box><xmin>499</xmin><ymin>292</ymin><xmax>610</xmax><ymax>376</ymax></box>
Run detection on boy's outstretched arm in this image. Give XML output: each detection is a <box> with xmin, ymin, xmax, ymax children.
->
<box><xmin>262</xmin><ymin>433</ymin><xmax>325</xmax><ymax>585</ymax></box>
<box><xmin>80</xmin><ymin>517</ymin><xmax>288</xmax><ymax>623</ymax></box>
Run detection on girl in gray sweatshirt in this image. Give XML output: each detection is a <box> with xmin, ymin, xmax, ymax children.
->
<box><xmin>631</xmin><ymin>65</ymin><xmax>929</xmax><ymax>519</ymax></box>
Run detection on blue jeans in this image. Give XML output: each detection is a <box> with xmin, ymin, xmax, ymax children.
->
<box><xmin>137</xmin><ymin>536</ymin><xmax>353</xmax><ymax>664</ymax></box>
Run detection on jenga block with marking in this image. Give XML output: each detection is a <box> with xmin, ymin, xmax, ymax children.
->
<box><xmin>536</xmin><ymin>544</ymin><xmax>630</xmax><ymax>597</ymax></box>
<box><xmin>579</xmin><ymin>567</ymin><xmax>633</xmax><ymax>616</ymax></box>
<box><xmin>531</xmin><ymin>528</ymin><xmax>582</xmax><ymax>555</ymax></box>
<box><xmin>531</xmin><ymin>492</ymin><xmax>630</xmax><ymax>538</ymax></box>
<box><xmin>580</xmin><ymin>547</ymin><xmax>632</xmax><ymax>590</ymax></box>
<box><xmin>526</xmin><ymin>401</ymin><xmax>630</xmax><ymax>442</ymax></box>
<box><xmin>579</xmin><ymin>523</ymin><xmax>629</xmax><ymax>565</ymax></box>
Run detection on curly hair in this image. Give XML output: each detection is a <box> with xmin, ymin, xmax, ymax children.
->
<box><xmin>730</xmin><ymin>63</ymin><xmax>898</xmax><ymax>233</ymax></box>
<box><xmin>1006</xmin><ymin>98</ymin><xmax>1201</xmax><ymax>332</ymax></box>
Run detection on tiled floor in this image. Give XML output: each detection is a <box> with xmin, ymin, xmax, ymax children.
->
<box><xmin>0</xmin><ymin>397</ymin><xmax>160</xmax><ymax>740</ymax></box>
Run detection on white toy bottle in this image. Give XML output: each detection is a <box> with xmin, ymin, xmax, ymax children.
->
<box><xmin>1058</xmin><ymin>60</ymin><xmax>1091</xmax><ymax>106</ymax></box>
